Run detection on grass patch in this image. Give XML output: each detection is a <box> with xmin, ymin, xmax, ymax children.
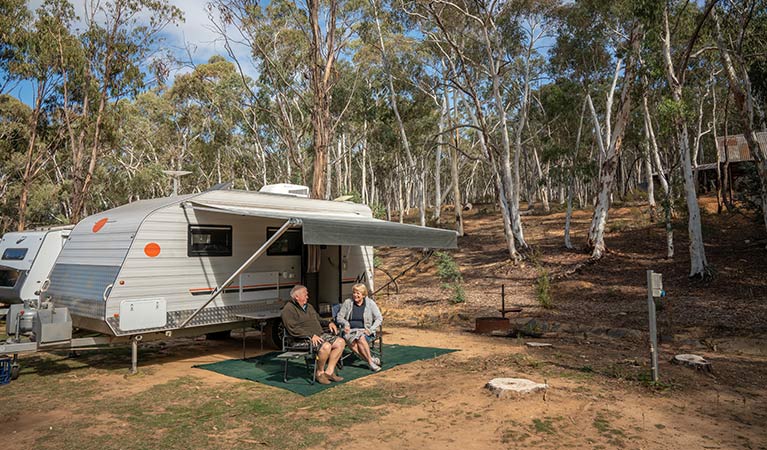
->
<box><xmin>500</xmin><ymin>428</ymin><xmax>530</xmax><ymax>443</ymax></box>
<box><xmin>7</xmin><ymin>360</ymin><xmax>411</xmax><ymax>450</ymax></box>
<box><xmin>532</xmin><ymin>418</ymin><xmax>556</xmax><ymax>434</ymax></box>
<box><xmin>593</xmin><ymin>411</ymin><xmax>627</xmax><ymax>446</ymax></box>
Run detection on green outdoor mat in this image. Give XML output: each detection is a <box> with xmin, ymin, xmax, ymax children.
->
<box><xmin>194</xmin><ymin>344</ymin><xmax>457</xmax><ymax>396</ymax></box>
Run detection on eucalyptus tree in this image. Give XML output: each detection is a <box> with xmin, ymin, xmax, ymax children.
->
<box><xmin>641</xmin><ymin>78</ymin><xmax>674</xmax><ymax>257</ymax></box>
<box><xmin>712</xmin><ymin>1</ymin><xmax>767</xmax><ymax>236</ymax></box>
<box><xmin>0</xmin><ymin>95</ymin><xmax>31</xmax><ymax>231</ymax></box>
<box><xmin>0</xmin><ymin>0</ymin><xmax>31</xmax><ymax>94</ymax></box>
<box><xmin>551</xmin><ymin>0</ymin><xmax>645</xmax><ymax>260</ymax></box>
<box><xmin>407</xmin><ymin>0</ymin><xmax>547</xmax><ymax>260</ymax></box>
<box><xmin>531</xmin><ymin>80</ymin><xmax>594</xmax><ymax>248</ymax></box>
<box><xmin>211</xmin><ymin>0</ymin><xmax>361</xmax><ymax>200</ymax></box>
<box><xmin>112</xmin><ymin>92</ymin><xmax>177</xmax><ymax>201</ymax></box>
<box><xmin>46</xmin><ymin>0</ymin><xmax>182</xmax><ymax>222</ymax></box>
<box><xmin>211</xmin><ymin>0</ymin><xmax>312</xmax><ymax>185</ymax></box>
<box><xmin>415</xmin><ymin>0</ymin><xmax>520</xmax><ymax>258</ymax></box>
<box><xmin>3</xmin><ymin>1</ymin><xmax>69</xmax><ymax>230</ymax></box>
<box><xmin>367</xmin><ymin>0</ymin><xmax>433</xmax><ymax>225</ymax></box>
<box><xmin>657</xmin><ymin>0</ymin><xmax>720</xmax><ymax>277</ymax></box>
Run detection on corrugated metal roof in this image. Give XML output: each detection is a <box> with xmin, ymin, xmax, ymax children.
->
<box><xmin>715</xmin><ymin>132</ymin><xmax>767</xmax><ymax>162</ymax></box>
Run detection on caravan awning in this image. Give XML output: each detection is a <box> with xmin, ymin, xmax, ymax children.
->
<box><xmin>184</xmin><ymin>201</ymin><xmax>457</xmax><ymax>249</ymax></box>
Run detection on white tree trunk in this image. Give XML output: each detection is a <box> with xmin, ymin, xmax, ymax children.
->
<box><xmin>451</xmin><ymin>145</ymin><xmax>464</xmax><ymax>236</ymax></box>
<box><xmin>398</xmin><ymin>164</ymin><xmax>404</xmax><ymax>224</ymax></box>
<box><xmin>362</xmin><ymin>121</ymin><xmax>368</xmax><ymax>204</ymax></box>
<box><xmin>641</xmin><ymin>88</ymin><xmax>657</xmax><ymax>222</ymax></box>
<box><xmin>644</xmin><ymin>146</ymin><xmax>656</xmax><ymax>221</ymax></box>
<box><xmin>662</xmin><ymin>7</ymin><xmax>707</xmax><ymax>275</ymax></box>
<box><xmin>420</xmin><ymin>159</ymin><xmax>427</xmax><ymax>226</ymax></box>
<box><xmin>587</xmin><ymin>27</ymin><xmax>642</xmax><ymax>259</ymax></box>
<box><xmin>326</xmin><ymin>142</ymin><xmax>334</xmax><ymax>200</ymax></box>
<box><xmin>434</xmin><ymin>88</ymin><xmax>448</xmax><ymax>221</ymax></box>
<box><xmin>587</xmin><ymin>88</ymin><xmax>624</xmax><ymax>254</ymax></box>
<box><xmin>565</xmin><ymin>98</ymin><xmax>587</xmax><ymax>249</ymax></box>
<box><xmin>532</xmin><ymin>146</ymin><xmax>550</xmax><ymax>213</ymax></box>
<box><xmin>483</xmin><ymin>18</ymin><xmax>527</xmax><ymax>250</ymax></box>
<box><xmin>679</xmin><ymin>124</ymin><xmax>708</xmax><ymax>274</ymax></box>
<box><xmin>369</xmin><ymin>158</ymin><xmax>376</xmax><ymax>206</ymax></box>
<box><xmin>372</xmin><ymin>1</ymin><xmax>424</xmax><ymax>224</ymax></box>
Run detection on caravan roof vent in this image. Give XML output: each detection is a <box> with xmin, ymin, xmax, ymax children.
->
<box><xmin>259</xmin><ymin>183</ymin><xmax>310</xmax><ymax>198</ymax></box>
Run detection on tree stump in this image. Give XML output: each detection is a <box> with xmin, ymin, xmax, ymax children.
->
<box><xmin>671</xmin><ymin>354</ymin><xmax>712</xmax><ymax>372</ymax></box>
<box><xmin>485</xmin><ymin>378</ymin><xmax>548</xmax><ymax>398</ymax></box>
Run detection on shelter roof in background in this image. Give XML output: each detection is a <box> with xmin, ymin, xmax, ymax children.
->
<box><xmin>715</xmin><ymin>132</ymin><xmax>767</xmax><ymax>163</ymax></box>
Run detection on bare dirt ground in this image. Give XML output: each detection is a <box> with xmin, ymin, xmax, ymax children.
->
<box><xmin>2</xmin><ymin>197</ymin><xmax>766</xmax><ymax>449</ymax></box>
<box><xmin>367</xmin><ymin>196</ymin><xmax>767</xmax><ymax>449</ymax></box>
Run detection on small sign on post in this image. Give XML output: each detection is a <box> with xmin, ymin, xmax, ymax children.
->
<box><xmin>651</xmin><ymin>272</ymin><xmax>663</xmax><ymax>297</ymax></box>
<box><xmin>646</xmin><ymin>270</ymin><xmax>665</xmax><ymax>382</ymax></box>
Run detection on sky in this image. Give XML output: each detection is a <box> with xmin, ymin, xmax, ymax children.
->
<box><xmin>9</xmin><ymin>0</ymin><xmax>255</xmax><ymax>104</ymax></box>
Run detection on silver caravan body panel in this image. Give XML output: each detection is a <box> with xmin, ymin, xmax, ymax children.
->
<box><xmin>45</xmin><ymin>189</ymin><xmax>456</xmax><ymax>336</ymax></box>
<box><xmin>47</xmin><ymin>195</ymin><xmax>198</xmax><ymax>333</ymax></box>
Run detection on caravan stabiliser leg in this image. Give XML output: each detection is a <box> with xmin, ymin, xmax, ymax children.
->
<box><xmin>130</xmin><ymin>335</ymin><xmax>143</xmax><ymax>375</ymax></box>
<box><xmin>11</xmin><ymin>354</ymin><xmax>20</xmax><ymax>380</ymax></box>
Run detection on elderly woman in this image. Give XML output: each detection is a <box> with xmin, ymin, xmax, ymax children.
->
<box><xmin>335</xmin><ymin>283</ymin><xmax>383</xmax><ymax>371</ymax></box>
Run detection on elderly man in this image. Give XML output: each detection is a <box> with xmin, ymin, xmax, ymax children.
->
<box><xmin>281</xmin><ymin>284</ymin><xmax>345</xmax><ymax>385</ymax></box>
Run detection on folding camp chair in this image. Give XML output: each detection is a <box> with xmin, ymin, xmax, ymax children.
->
<box><xmin>331</xmin><ymin>303</ymin><xmax>383</xmax><ymax>369</ymax></box>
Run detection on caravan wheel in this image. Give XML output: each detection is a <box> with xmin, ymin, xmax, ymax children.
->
<box><xmin>264</xmin><ymin>319</ymin><xmax>284</xmax><ymax>349</ymax></box>
<box><xmin>10</xmin><ymin>362</ymin><xmax>20</xmax><ymax>380</ymax></box>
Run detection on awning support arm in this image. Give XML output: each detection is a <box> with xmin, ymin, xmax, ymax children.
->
<box><xmin>178</xmin><ymin>218</ymin><xmax>301</xmax><ymax>329</ymax></box>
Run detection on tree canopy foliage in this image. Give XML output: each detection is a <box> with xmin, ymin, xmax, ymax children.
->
<box><xmin>2</xmin><ymin>0</ymin><xmax>766</xmax><ymax>277</ymax></box>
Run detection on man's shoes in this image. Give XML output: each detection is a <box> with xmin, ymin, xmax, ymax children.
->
<box><xmin>327</xmin><ymin>373</ymin><xmax>344</xmax><ymax>382</ymax></box>
<box><xmin>316</xmin><ymin>373</ymin><xmax>331</xmax><ymax>385</ymax></box>
<box><xmin>369</xmin><ymin>361</ymin><xmax>381</xmax><ymax>372</ymax></box>
<box><xmin>372</xmin><ymin>356</ymin><xmax>380</xmax><ymax>366</ymax></box>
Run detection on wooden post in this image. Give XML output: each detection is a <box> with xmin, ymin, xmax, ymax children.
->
<box><xmin>501</xmin><ymin>285</ymin><xmax>506</xmax><ymax>318</ymax></box>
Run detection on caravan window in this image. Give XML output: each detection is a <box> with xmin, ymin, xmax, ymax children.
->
<box><xmin>2</xmin><ymin>248</ymin><xmax>27</xmax><ymax>261</ymax></box>
<box><xmin>188</xmin><ymin>225</ymin><xmax>232</xmax><ymax>257</ymax></box>
<box><xmin>0</xmin><ymin>267</ymin><xmax>20</xmax><ymax>287</ymax></box>
<box><xmin>266</xmin><ymin>228</ymin><xmax>302</xmax><ymax>256</ymax></box>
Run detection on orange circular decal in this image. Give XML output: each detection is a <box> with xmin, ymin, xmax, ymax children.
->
<box><xmin>92</xmin><ymin>218</ymin><xmax>108</xmax><ymax>232</ymax></box>
<box><xmin>144</xmin><ymin>243</ymin><xmax>161</xmax><ymax>257</ymax></box>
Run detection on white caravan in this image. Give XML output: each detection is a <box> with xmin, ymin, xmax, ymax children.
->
<box><xmin>1</xmin><ymin>185</ymin><xmax>456</xmax><ymax>374</ymax></box>
<box><xmin>0</xmin><ymin>227</ymin><xmax>72</xmax><ymax>305</ymax></box>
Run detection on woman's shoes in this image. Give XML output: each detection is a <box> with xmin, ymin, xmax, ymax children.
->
<box><xmin>369</xmin><ymin>361</ymin><xmax>381</xmax><ymax>372</ymax></box>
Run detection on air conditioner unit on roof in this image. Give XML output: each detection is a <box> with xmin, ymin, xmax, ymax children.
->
<box><xmin>258</xmin><ymin>183</ymin><xmax>310</xmax><ymax>198</ymax></box>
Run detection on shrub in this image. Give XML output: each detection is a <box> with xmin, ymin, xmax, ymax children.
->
<box><xmin>536</xmin><ymin>269</ymin><xmax>553</xmax><ymax>309</ymax></box>
<box><xmin>435</xmin><ymin>251</ymin><xmax>462</xmax><ymax>282</ymax></box>
<box><xmin>370</xmin><ymin>203</ymin><xmax>387</xmax><ymax>220</ymax></box>
<box><xmin>434</xmin><ymin>251</ymin><xmax>465</xmax><ymax>304</ymax></box>
<box><xmin>451</xmin><ymin>283</ymin><xmax>466</xmax><ymax>304</ymax></box>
